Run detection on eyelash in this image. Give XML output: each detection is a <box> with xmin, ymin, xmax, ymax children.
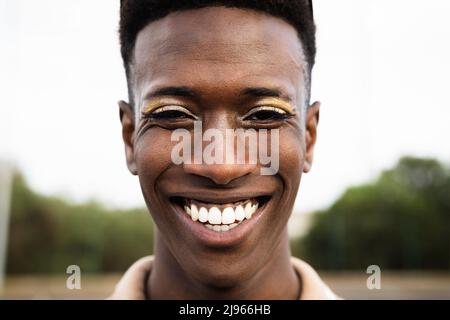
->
<box><xmin>142</xmin><ymin>105</ymin><xmax>198</xmax><ymax>121</ymax></box>
<box><xmin>141</xmin><ymin>105</ymin><xmax>293</xmax><ymax>122</ymax></box>
<box><xmin>243</xmin><ymin>106</ymin><xmax>293</xmax><ymax>121</ymax></box>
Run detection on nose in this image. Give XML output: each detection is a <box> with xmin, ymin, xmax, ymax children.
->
<box><xmin>182</xmin><ymin>113</ymin><xmax>257</xmax><ymax>185</ymax></box>
<box><xmin>184</xmin><ymin>162</ymin><xmax>254</xmax><ymax>185</ymax></box>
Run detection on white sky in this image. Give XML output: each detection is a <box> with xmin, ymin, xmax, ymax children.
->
<box><xmin>0</xmin><ymin>0</ymin><xmax>449</xmax><ymax>213</ymax></box>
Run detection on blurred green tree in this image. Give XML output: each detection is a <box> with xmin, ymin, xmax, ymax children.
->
<box><xmin>6</xmin><ymin>174</ymin><xmax>154</xmax><ymax>274</ymax></box>
<box><xmin>292</xmin><ymin>156</ymin><xmax>450</xmax><ymax>270</ymax></box>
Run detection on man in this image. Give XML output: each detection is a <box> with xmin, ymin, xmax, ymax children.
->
<box><xmin>110</xmin><ymin>0</ymin><xmax>337</xmax><ymax>299</ymax></box>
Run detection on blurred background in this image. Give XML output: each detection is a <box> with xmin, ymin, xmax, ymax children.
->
<box><xmin>0</xmin><ymin>0</ymin><xmax>449</xmax><ymax>299</ymax></box>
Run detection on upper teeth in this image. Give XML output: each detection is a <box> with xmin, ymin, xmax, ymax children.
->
<box><xmin>183</xmin><ymin>200</ymin><xmax>259</xmax><ymax>226</ymax></box>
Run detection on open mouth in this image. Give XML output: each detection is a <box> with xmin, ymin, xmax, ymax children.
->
<box><xmin>171</xmin><ymin>196</ymin><xmax>271</xmax><ymax>232</ymax></box>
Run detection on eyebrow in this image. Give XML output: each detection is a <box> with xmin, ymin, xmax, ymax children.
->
<box><xmin>147</xmin><ymin>86</ymin><xmax>197</xmax><ymax>99</ymax></box>
<box><xmin>147</xmin><ymin>86</ymin><xmax>292</xmax><ymax>101</ymax></box>
<box><xmin>240</xmin><ymin>87</ymin><xmax>292</xmax><ymax>102</ymax></box>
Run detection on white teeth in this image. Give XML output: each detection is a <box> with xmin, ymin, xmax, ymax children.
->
<box><xmin>208</xmin><ymin>207</ymin><xmax>222</xmax><ymax>225</ymax></box>
<box><xmin>244</xmin><ymin>202</ymin><xmax>253</xmax><ymax>219</ymax></box>
<box><xmin>184</xmin><ymin>206</ymin><xmax>191</xmax><ymax>216</ymax></box>
<box><xmin>190</xmin><ymin>204</ymin><xmax>199</xmax><ymax>221</ymax></box>
<box><xmin>199</xmin><ymin>207</ymin><xmax>208</xmax><ymax>223</ymax></box>
<box><xmin>183</xmin><ymin>199</ymin><xmax>261</xmax><ymax>227</ymax></box>
<box><xmin>204</xmin><ymin>222</ymin><xmax>240</xmax><ymax>232</ymax></box>
<box><xmin>249</xmin><ymin>203</ymin><xmax>258</xmax><ymax>218</ymax></box>
<box><xmin>222</xmin><ymin>207</ymin><xmax>235</xmax><ymax>224</ymax></box>
<box><xmin>235</xmin><ymin>205</ymin><xmax>245</xmax><ymax>221</ymax></box>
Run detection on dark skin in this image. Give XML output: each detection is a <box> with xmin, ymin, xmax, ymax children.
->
<box><xmin>119</xmin><ymin>6</ymin><xmax>320</xmax><ymax>299</ymax></box>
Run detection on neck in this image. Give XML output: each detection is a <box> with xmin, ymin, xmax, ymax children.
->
<box><xmin>147</xmin><ymin>228</ymin><xmax>300</xmax><ymax>299</ymax></box>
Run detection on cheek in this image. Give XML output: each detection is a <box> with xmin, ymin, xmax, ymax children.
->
<box><xmin>278</xmin><ymin>128</ymin><xmax>305</xmax><ymax>180</ymax></box>
<box><xmin>255</xmin><ymin>128</ymin><xmax>304</xmax><ymax>248</ymax></box>
<box><xmin>135</xmin><ymin>129</ymin><xmax>174</xmax><ymax>192</ymax></box>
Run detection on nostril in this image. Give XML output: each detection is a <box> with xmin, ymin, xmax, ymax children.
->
<box><xmin>183</xmin><ymin>163</ymin><xmax>254</xmax><ymax>185</ymax></box>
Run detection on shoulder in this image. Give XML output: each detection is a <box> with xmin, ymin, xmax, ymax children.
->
<box><xmin>291</xmin><ymin>257</ymin><xmax>341</xmax><ymax>300</ymax></box>
<box><xmin>107</xmin><ymin>256</ymin><xmax>154</xmax><ymax>300</ymax></box>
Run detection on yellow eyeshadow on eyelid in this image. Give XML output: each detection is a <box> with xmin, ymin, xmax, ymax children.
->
<box><xmin>142</xmin><ymin>97</ymin><xmax>295</xmax><ymax>115</ymax></box>
<box><xmin>142</xmin><ymin>100</ymin><xmax>165</xmax><ymax>114</ymax></box>
<box><xmin>256</xmin><ymin>98</ymin><xmax>296</xmax><ymax>113</ymax></box>
<box><xmin>142</xmin><ymin>100</ymin><xmax>188</xmax><ymax>114</ymax></box>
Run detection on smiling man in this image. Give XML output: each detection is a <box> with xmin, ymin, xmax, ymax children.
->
<box><xmin>110</xmin><ymin>0</ymin><xmax>338</xmax><ymax>299</ymax></box>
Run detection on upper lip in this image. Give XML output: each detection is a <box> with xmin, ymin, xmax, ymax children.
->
<box><xmin>168</xmin><ymin>192</ymin><xmax>271</xmax><ymax>204</ymax></box>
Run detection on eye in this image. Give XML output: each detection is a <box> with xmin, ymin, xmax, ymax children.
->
<box><xmin>243</xmin><ymin>106</ymin><xmax>291</xmax><ymax>121</ymax></box>
<box><xmin>142</xmin><ymin>105</ymin><xmax>198</xmax><ymax>121</ymax></box>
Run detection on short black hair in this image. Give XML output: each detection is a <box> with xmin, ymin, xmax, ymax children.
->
<box><xmin>119</xmin><ymin>0</ymin><xmax>316</xmax><ymax>107</ymax></box>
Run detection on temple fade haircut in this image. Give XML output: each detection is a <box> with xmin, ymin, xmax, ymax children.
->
<box><xmin>119</xmin><ymin>0</ymin><xmax>316</xmax><ymax>110</ymax></box>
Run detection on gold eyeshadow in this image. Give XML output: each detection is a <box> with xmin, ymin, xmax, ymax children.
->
<box><xmin>142</xmin><ymin>98</ymin><xmax>181</xmax><ymax>114</ymax></box>
<box><xmin>141</xmin><ymin>98</ymin><xmax>198</xmax><ymax>119</ymax></box>
<box><xmin>142</xmin><ymin>97</ymin><xmax>295</xmax><ymax>117</ymax></box>
<box><xmin>248</xmin><ymin>106</ymin><xmax>287</xmax><ymax>114</ymax></box>
<box><xmin>254</xmin><ymin>97</ymin><xmax>296</xmax><ymax>114</ymax></box>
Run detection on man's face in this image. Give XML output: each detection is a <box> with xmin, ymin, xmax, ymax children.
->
<box><xmin>120</xmin><ymin>6</ymin><xmax>319</xmax><ymax>286</ymax></box>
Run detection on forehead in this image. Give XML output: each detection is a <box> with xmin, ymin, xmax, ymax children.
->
<box><xmin>132</xmin><ymin>6</ymin><xmax>306</xmax><ymax>104</ymax></box>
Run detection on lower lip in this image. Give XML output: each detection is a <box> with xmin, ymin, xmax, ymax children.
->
<box><xmin>171</xmin><ymin>200</ymin><xmax>269</xmax><ymax>248</ymax></box>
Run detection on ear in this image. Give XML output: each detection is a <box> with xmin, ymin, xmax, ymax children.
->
<box><xmin>119</xmin><ymin>100</ymin><xmax>137</xmax><ymax>175</ymax></box>
<box><xmin>303</xmin><ymin>101</ymin><xmax>320</xmax><ymax>173</ymax></box>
